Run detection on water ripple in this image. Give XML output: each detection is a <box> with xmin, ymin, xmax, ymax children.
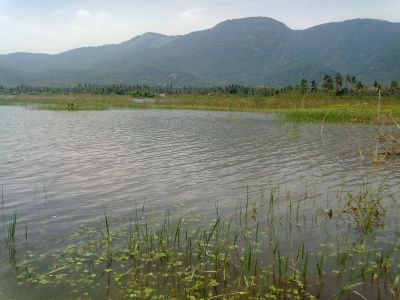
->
<box><xmin>0</xmin><ymin>107</ymin><xmax>398</xmax><ymax>242</ymax></box>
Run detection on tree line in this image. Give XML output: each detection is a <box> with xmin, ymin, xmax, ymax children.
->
<box><xmin>0</xmin><ymin>83</ymin><xmax>288</xmax><ymax>97</ymax></box>
<box><xmin>0</xmin><ymin>74</ymin><xmax>399</xmax><ymax>97</ymax></box>
<box><xmin>297</xmin><ymin>73</ymin><xmax>399</xmax><ymax>96</ymax></box>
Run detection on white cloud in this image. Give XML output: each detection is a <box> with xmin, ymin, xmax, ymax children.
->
<box><xmin>171</xmin><ymin>6</ymin><xmax>221</xmax><ymax>34</ymax></box>
<box><xmin>51</xmin><ymin>9</ymin><xmax>128</xmax><ymax>51</ymax></box>
<box><xmin>381</xmin><ymin>1</ymin><xmax>400</xmax><ymax>23</ymax></box>
<box><xmin>74</xmin><ymin>9</ymin><xmax>110</xmax><ymax>26</ymax></box>
<box><xmin>70</xmin><ymin>9</ymin><xmax>115</xmax><ymax>37</ymax></box>
<box><xmin>0</xmin><ymin>0</ymin><xmax>399</xmax><ymax>54</ymax></box>
<box><xmin>0</xmin><ymin>15</ymin><xmax>47</xmax><ymax>53</ymax></box>
<box><xmin>178</xmin><ymin>7</ymin><xmax>207</xmax><ymax>20</ymax></box>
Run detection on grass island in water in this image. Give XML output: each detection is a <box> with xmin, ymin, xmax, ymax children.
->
<box><xmin>1</xmin><ymin>90</ymin><xmax>400</xmax><ymax>124</ymax></box>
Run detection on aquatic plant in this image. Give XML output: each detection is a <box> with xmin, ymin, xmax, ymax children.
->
<box><xmin>340</xmin><ymin>185</ymin><xmax>385</xmax><ymax>234</ymax></box>
<box><xmin>4</xmin><ymin>212</ymin><xmax>17</xmax><ymax>267</ymax></box>
<box><xmin>1</xmin><ymin>182</ymin><xmax>397</xmax><ymax>299</ymax></box>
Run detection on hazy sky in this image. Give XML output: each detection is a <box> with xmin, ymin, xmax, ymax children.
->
<box><xmin>1</xmin><ymin>0</ymin><xmax>399</xmax><ymax>55</ymax></box>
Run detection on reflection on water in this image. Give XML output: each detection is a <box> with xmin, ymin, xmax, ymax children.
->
<box><xmin>0</xmin><ymin>106</ymin><xmax>399</xmax><ymax>298</ymax></box>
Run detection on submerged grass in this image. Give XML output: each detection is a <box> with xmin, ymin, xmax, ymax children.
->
<box><xmin>2</xmin><ymin>182</ymin><xmax>399</xmax><ymax>299</ymax></box>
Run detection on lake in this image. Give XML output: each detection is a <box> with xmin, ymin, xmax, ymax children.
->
<box><xmin>0</xmin><ymin>106</ymin><xmax>399</xmax><ymax>299</ymax></box>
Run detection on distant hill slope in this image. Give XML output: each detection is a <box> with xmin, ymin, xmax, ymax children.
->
<box><xmin>0</xmin><ymin>17</ymin><xmax>399</xmax><ymax>87</ymax></box>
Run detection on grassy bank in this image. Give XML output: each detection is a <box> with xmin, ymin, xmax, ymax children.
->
<box><xmin>1</xmin><ymin>92</ymin><xmax>400</xmax><ymax>124</ymax></box>
<box><xmin>2</xmin><ymin>183</ymin><xmax>400</xmax><ymax>299</ymax></box>
<box><xmin>0</xmin><ymin>94</ymin><xmax>144</xmax><ymax>110</ymax></box>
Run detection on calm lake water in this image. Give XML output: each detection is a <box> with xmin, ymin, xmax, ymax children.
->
<box><xmin>0</xmin><ymin>106</ymin><xmax>399</xmax><ymax>299</ymax></box>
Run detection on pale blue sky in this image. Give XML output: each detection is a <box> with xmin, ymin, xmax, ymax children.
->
<box><xmin>0</xmin><ymin>0</ymin><xmax>399</xmax><ymax>54</ymax></box>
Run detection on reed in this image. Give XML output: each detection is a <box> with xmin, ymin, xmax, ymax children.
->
<box><xmin>3</xmin><ymin>212</ymin><xmax>17</xmax><ymax>268</ymax></box>
<box><xmin>5</xmin><ymin>212</ymin><xmax>17</xmax><ymax>245</ymax></box>
<box><xmin>4</xmin><ymin>182</ymin><xmax>399</xmax><ymax>299</ymax></box>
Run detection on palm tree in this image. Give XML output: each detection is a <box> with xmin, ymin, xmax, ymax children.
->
<box><xmin>311</xmin><ymin>80</ymin><xmax>318</xmax><ymax>92</ymax></box>
<box><xmin>356</xmin><ymin>81</ymin><xmax>364</xmax><ymax>92</ymax></box>
<box><xmin>345</xmin><ymin>74</ymin><xmax>352</xmax><ymax>89</ymax></box>
<box><xmin>390</xmin><ymin>81</ymin><xmax>399</xmax><ymax>93</ymax></box>
<box><xmin>300</xmin><ymin>79</ymin><xmax>308</xmax><ymax>94</ymax></box>
<box><xmin>322</xmin><ymin>75</ymin><xmax>334</xmax><ymax>93</ymax></box>
<box><xmin>373</xmin><ymin>80</ymin><xmax>379</xmax><ymax>92</ymax></box>
<box><xmin>335</xmin><ymin>73</ymin><xmax>343</xmax><ymax>94</ymax></box>
<box><xmin>351</xmin><ymin>76</ymin><xmax>357</xmax><ymax>92</ymax></box>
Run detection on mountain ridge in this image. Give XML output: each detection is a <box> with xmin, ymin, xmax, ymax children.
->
<box><xmin>0</xmin><ymin>17</ymin><xmax>399</xmax><ymax>87</ymax></box>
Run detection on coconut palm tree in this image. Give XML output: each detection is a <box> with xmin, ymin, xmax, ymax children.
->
<box><xmin>345</xmin><ymin>74</ymin><xmax>352</xmax><ymax>89</ymax></box>
<box><xmin>335</xmin><ymin>73</ymin><xmax>343</xmax><ymax>94</ymax></box>
<box><xmin>311</xmin><ymin>80</ymin><xmax>318</xmax><ymax>92</ymax></box>
<box><xmin>322</xmin><ymin>75</ymin><xmax>334</xmax><ymax>93</ymax></box>
<box><xmin>390</xmin><ymin>81</ymin><xmax>399</xmax><ymax>94</ymax></box>
<box><xmin>356</xmin><ymin>81</ymin><xmax>364</xmax><ymax>92</ymax></box>
<box><xmin>351</xmin><ymin>76</ymin><xmax>357</xmax><ymax>92</ymax></box>
<box><xmin>300</xmin><ymin>79</ymin><xmax>308</xmax><ymax>94</ymax></box>
<box><xmin>373</xmin><ymin>80</ymin><xmax>379</xmax><ymax>92</ymax></box>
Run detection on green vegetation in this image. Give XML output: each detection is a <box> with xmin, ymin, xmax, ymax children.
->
<box><xmin>1</xmin><ymin>81</ymin><xmax>399</xmax><ymax>124</ymax></box>
<box><xmin>2</xmin><ymin>183</ymin><xmax>400</xmax><ymax>299</ymax></box>
<box><xmin>131</xmin><ymin>90</ymin><xmax>155</xmax><ymax>98</ymax></box>
<box><xmin>0</xmin><ymin>94</ymin><xmax>144</xmax><ymax>111</ymax></box>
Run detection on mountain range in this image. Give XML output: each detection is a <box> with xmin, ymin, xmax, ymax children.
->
<box><xmin>0</xmin><ymin>17</ymin><xmax>399</xmax><ymax>87</ymax></box>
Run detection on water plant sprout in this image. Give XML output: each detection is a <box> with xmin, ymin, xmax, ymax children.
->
<box><xmin>1</xmin><ymin>182</ymin><xmax>399</xmax><ymax>299</ymax></box>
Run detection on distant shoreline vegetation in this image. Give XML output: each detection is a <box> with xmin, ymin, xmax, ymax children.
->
<box><xmin>1</xmin><ymin>73</ymin><xmax>400</xmax><ymax>124</ymax></box>
<box><xmin>1</xmin><ymin>73</ymin><xmax>399</xmax><ymax>98</ymax></box>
